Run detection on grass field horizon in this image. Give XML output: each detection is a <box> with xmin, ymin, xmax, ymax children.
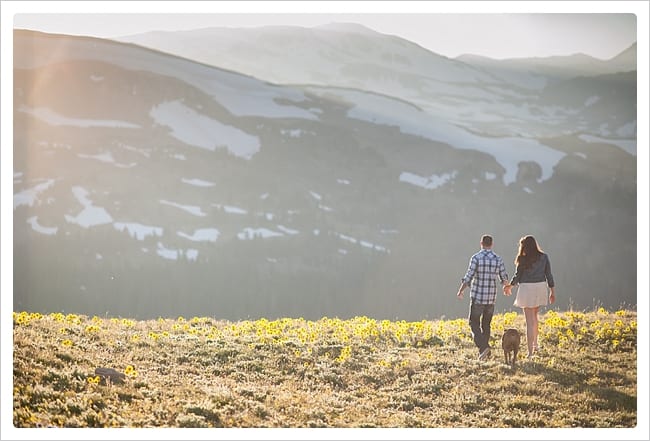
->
<box><xmin>11</xmin><ymin>307</ymin><xmax>638</xmax><ymax>432</ymax></box>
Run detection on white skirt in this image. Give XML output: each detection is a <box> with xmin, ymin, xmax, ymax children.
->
<box><xmin>514</xmin><ymin>281</ymin><xmax>548</xmax><ymax>308</ymax></box>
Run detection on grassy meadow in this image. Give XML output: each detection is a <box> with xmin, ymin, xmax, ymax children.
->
<box><xmin>12</xmin><ymin>308</ymin><xmax>637</xmax><ymax>429</ymax></box>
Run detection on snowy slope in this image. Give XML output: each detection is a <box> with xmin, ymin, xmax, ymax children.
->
<box><xmin>15</xmin><ymin>30</ymin><xmax>317</xmax><ymax>121</ymax></box>
<box><xmin>117</xmin><ymin>24</ymin><xmax>637</xmax><ymax>143</ymax></box>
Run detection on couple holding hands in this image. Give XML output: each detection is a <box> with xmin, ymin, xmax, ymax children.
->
<box><xmin>457</xmin><ymin>234</ymin><xmax>555</xmax><ymax>360</ymax></box>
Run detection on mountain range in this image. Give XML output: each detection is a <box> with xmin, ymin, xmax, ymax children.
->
<box><xmin>13</xmin><ymin>26</ymin><xmax>636</xmax><ymax>320</ymax></box>
<box><xmin>117</xmin><ymin>24</ymin><xmax>637</xmax><ymax>140</ymax></box>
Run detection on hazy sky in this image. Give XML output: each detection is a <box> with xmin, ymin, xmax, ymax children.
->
<box><xmin>8</xmin><ymin>4</ymin><xmax>638</xmax><ymax>60</ymax></box>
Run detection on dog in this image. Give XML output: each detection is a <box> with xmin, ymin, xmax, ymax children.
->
<box><xmin>501</xmin><ymin>328</ymin><xmax>521</xmax><ymax>367</ymax></box>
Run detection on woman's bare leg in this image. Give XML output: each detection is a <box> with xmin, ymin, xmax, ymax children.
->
<box><xmin>523</xmin><ymin>307</ymin><xmax>536</xmax><ymax>357</ymax></box>
<box><xmin>531</xmin><ymin>306</ymin><xmax>540</xmax><ymax>352</ymax></box>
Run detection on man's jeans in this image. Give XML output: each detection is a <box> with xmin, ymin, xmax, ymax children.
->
<box><xmin>469</xmin><ymin>301</ymin><xmax>494</xmax><ymax>352</ymax></box>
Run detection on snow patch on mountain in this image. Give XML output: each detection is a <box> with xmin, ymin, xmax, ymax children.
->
<box><xmin>281</xmin><ymin>128</ymin><xmax>313</xmax><ymax>138</ymax></box>
<box><xmin>160</xmin><ymin>199</ymin><xmax>206</xmax><ymax>217</ymax></box>
<box><xmin>182</xmin><ymin>178</ymin><xmax>216</xmax><ymax>187</ymax></box>
<box><xmin>335</xmin><ymin>232</ymin><xmax>389</xmax><ymax>253</ymax></box>
<box><xmin>150</xmin><ymin>100</ymin><xmax>260</xmax><ymax>159</ymax></box>
<box><xmin>237</xmin><ymin>227</ymin><xmax>283</xmax><ymax>240</ymax></box>
<box><xmin>399</xmin><ymin>171</ymin><xmax>458</xmax><ymax>190</ymax></box>
<box><xmin>118</xmin><ymin>142</ymin><xmax>151</xmax><ymax>158</ymax></box>
<box><xmin>260</xmin><ymin>212</ymin><xmax>275</xmax><ymax>221</ymax></box>
<box><xmin>78</xmin><ymin>151</ymin><xmax>137</xmax><ymax>168</ymax></box>
<box><xmin>276</xmin><ymin>225</ymin><xmax>299</xmax><ymax>235</ymax></box>
<box><xmin>65</xmin><ymin>186</ymin><xmax>113</xmax><ymax>228</ymax></box>
<box><xmin>212</xmin><ymin>204</ymin><xmax>248</xmax><ymax>215</ymax></box>
<box><xmin>485</xmin><ymin>172</ymin><xmax>497</xmax><ymax>180</ymax></box>
<box><xmin>178</xmin><ymin>228</ymin><xmax>220</xmax><ymax>242</ymax></box>
<box><xmin>27</xmin><ymin>216</ymin><xmax>58</xmax><ymax>235</ymax></box>
<box><xmin>14</xmin><ymin>179</ymin><xmax>56</xmax><ymax>209</ymax></box>
<box><xmin>157</xmin><ymin>242</ymin><xmax>198</xmax><ymax>261</ymax></box>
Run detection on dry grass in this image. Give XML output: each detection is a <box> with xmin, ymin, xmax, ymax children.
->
<box><xmin>12</xmin><ymin>308</ymin><xmax>636</xmax><ymax>428</ymax></box>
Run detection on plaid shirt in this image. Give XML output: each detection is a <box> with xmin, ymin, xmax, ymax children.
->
<box><xmin>461</xmin><ymin>248</ymin><xmax>509</xmax><ymax>304</ymax></box>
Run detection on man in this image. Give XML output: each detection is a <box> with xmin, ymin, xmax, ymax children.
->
<box><xmin>456</xmin><ymin>234</ymin><xmax>509</xmax><ymax>360</ymax></box>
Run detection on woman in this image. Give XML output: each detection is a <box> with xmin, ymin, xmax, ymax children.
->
<box><xmin>504</xmin><ymin>235</ymin><xmax>555</xmax><ymax>358</ymax></box>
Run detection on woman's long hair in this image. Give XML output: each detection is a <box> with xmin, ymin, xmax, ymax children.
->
<box><xmin>515</xmin><ymin>235</ymin><xmax>544</xmax><ymax>269</ymax></box>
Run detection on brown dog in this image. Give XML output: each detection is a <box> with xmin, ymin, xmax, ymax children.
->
<box><xmin>502</xmin><ymin>328</ymin><xmax>521</xmax><ymax>367</ymax></box>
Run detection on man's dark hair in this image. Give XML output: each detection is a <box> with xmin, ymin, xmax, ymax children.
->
<box><xmin>481</xmin><ymin>235</ymin><xmax>493</xmax><ymax>247</ymax></box>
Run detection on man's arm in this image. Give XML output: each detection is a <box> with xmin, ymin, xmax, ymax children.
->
<box><xmin>499</xmin><ymin>257</ymin><xmax>512</xmax><ymax>296</ymax></box>
<box><xmin>498</xmin><ymin>258</ymin><xmax>509</xmax><ymax>284</ymax></box>
<box><xmin>457</xmin><ymin>256</ymin><xmax>476</xmax><ymax>299</ymax></box>
<box><xmin>457</xmin><ymin>281</ymin><xmax>470</xmax><ymax>299</ymax></box>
